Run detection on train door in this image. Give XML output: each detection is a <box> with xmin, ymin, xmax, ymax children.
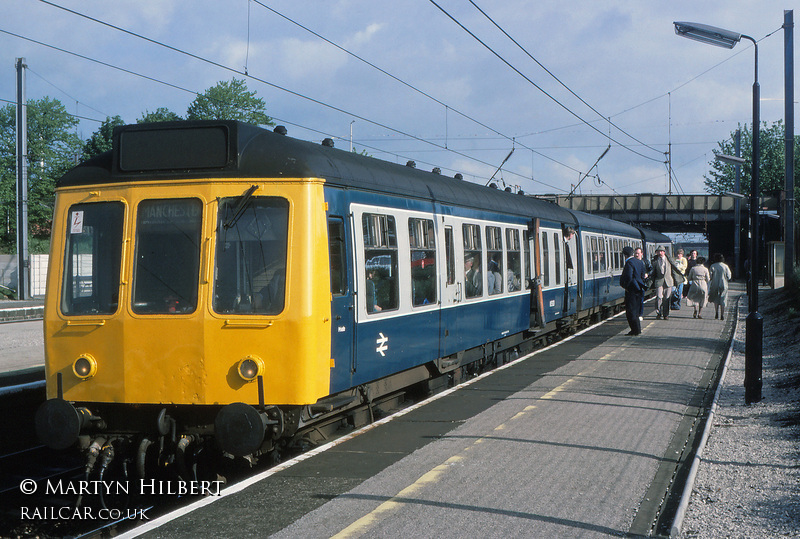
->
<box><xmin>438</xmin><ymin>214</ymin><xmax>462</xmax><ymax>356</ymax></box>
<box><xmin>529</xmin><ymin>219</ymin><xmax>545</xmax><ymax>328</ymax></box>
<box><xmin>328</xmin><ymin>215</ymin><xmax>354</xmax><ymax>392</ymax></box>
<box><xmin>563</xmin><ymin>227</ymin><xmax>578</xmax><ymax>314</ymax></box>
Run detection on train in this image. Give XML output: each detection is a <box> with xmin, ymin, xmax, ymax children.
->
<box><xmin>34</xmin><ymin>120</ymin><xmax>671</xmax><ymax>477</ymax></box>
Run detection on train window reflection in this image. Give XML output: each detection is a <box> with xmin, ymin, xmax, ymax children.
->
<box><xmin>214</xmin><ymin>197</ymin><xmax>289</xmax><ymax>315</ymax></box>
<box><xmin>61</xmin><ymin>202</ymin><xmax>125</xmax><ymax>316</ymax></box>
<box><xmin>506</xmin><ymin>229</ymin><xmax>521</xmax><ymax>292</ymax></box>
<box><xmin>463</xmin><ymin>223</ymin><xmax>482</xmax><ymax>298</ymax></box>
<box><xmin>133</xmin><ymin>198</ymin><xmax>202</xmax><ymax>314</ymax></box>
<box><xmin>409</xmin><ymin>218</ymin><xmax>437</xmax><ymax>307</ymax></box>
<box><xmin>363</xmin><ymin>213</ymin><xmax>398</xmax><ymax>313</ymax></box>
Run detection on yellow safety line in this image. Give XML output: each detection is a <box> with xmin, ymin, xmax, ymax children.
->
<box><xmin>332</xmin><ymin>333</ymin><xmax>631</xmax><ymax>537</ymax></box>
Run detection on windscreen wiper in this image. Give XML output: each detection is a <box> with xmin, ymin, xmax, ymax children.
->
<box><xmin>223</xmin><ymin>185</ymin><xmax>258</xmax><ymax>230</ymax></box>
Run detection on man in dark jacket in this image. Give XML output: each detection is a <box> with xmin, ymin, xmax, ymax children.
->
<box><xmin>620</xmin><ymin>246</ymin><xmax>646</xmax><ymax>335</ymax></box>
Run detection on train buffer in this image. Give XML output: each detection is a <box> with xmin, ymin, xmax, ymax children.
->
<box><xmin>124</xmin><ymin>287</ymin><xmax>743</xmax><ymax>538</ymax></box>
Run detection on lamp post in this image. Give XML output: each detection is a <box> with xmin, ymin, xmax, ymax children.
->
<box><xmin>675</xmin><ymin>21</ymin><xmax>762</xmax><ymax>404</ymax></box>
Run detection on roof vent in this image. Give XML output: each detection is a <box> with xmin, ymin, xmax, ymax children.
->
<box><xmin>489</xmin><ymin>183</ymin><xmax>498</xmax><ymax>189</ymax></box>
<box><xmin>274</xmin><ymin>126</ymin><xmax>288</xmax><ymax>135</ymax></box>
<box><xmin>322</xmin><ymin>138</ymin><xmax>334</xmax><ymax>147</ymax></box>
<box><xmin>406</xmin><ymin>160</ymin><xmax>416</xmax><ymax>168</ymax></box>
<box><xmin>432</xmin><ymin>167</ymin><xmax>441</xmax><ymax>174</ymax></box>
<box><xmin>505</xmin><ymin>186</ymin><xmax>512</xmax><ymax>193</ymax></box>
<box><xmin>454</xmin><ymin>173</ymin><xmax>463</xmax><ymax>180</ymax></box>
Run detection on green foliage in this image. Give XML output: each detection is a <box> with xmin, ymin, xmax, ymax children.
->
<box><xmin>704</xmin><ymin>121</ymin><xmax>800</xmax><ymax>217</ymax></box>
<box><xmin>0</xmin><ymin>98</ymin><xmax>82</xmax><ymax>252</ymax></box>
<box><xmin>138</xmin><ymin>108</ymin><xmax>183</xmax><ymax>124</ymax></box>
<box><xmin>186</xmin><ymin>78</ymin><xmax>274</xmax><ymax>126</ymax></box>
<box><xmin>82</xmin><ymin>116</ymin><xmax>125</xmax><ymax>161</ymax></box>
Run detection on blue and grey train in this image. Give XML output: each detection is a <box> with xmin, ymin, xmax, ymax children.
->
<box><xmin>36</xmin><ymin>120</ymin><xmax>671</xmax><ymax>466</ymax></box>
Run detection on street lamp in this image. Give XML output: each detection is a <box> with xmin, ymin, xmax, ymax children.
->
<box><xmin>675</xmin><ymin>21</ymin><xmax>762</xmax><ymax>404</ymax></box>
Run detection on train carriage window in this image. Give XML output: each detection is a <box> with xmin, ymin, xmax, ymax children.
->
<box><xmin>463</xmin><ymin>224</ymin><xmax>482</xmax><ymax>298</ymax></box>
<box><xmin>590</xmin><ymin>236</ymin><xmax>599</xmax><ymax>273</ymax></box>
<box><xmin>328</xmin><ymin>218</ymin><xmax>346</xmax><ymax>296</ymax></box>
<box><xmin>541</xmin><ymin>232</ymin><xmax>550</xmax><ymax>287</ymax></box>
<box><xmin>505</xmin><ymin>229</ymin><xmax>521</xmax><ymax>292</ymax></box>
<box><xmin>553</xmin><ymin>232</ymin><xmax>561</xmax><ymax>285</ymax></box>
<box><xmin>444</xmin><ymin>226</ymin><xmax>455</xmax><ymax>285</ymax></box>
<box><xmin>61</xmin><ymin>202</ymin><xmax>125</xmax><ymax>315</ymax></box>
<box><xmin>134</xmin><ymin>198</ymin><xmax>203</xmax><ymax>314</ymax></box>
<box><xmin>213</xmin><ymin>197</ymin><xmax>289</xmax><ymax>315</ymax></box>
<box><xmin>363</xmin><ymin>213</ymin><xmax>398</xmax><ymax>313</ymax></box>
<box><xmin>409</xmin><ymin>218</ymin><xmax>437</xmax><ymax>307</ymax></box>
<box><xmin>599</xmin><ymin>238</ymin><xmax>607</xmax><ymax>273</ymax></box>
<box><xmin>486</xmin><ymin>226</ymin><xmax>503</xmax><ymax>295</ymax></box>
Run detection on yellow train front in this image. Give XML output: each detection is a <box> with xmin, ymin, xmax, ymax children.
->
<box><xmin>35</xmin><ymin>121</ymin><xmax>334</xmax><ymax>471</ymax></box>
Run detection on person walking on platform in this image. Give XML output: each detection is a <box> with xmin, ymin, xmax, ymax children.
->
<box><xmin>651</xmin><ymin>245</ymin><xmax>679</xmax><ymax>320</ymax></box>
<box><xmin>686</xmin><ymin>256</ymin><xmax>711</xmax><ymax>319</ymax></box>
<box><xmin>634</xmin><ymin>247</ymin><xmax>649</xmax><ymax>320</ymax></box>
<box><xmin>620</xmin><ymin>246</ymin><xmax>646</xmax><ymax>335</ymax></box>
<box><xmin>708</xmin><ymin>253</ymin><xmax>732</xmax><ymax>320</ymax></box>
<box><xmin>671</xmin><ymin>249</ymin><xmax>688</xmax><ymax>310</ymax></box>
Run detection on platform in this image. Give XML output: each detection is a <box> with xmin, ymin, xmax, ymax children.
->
<box><xmin>123</xmin><ymin>287</ymin><xmax>740</xmax><ymax>539</ymax></box>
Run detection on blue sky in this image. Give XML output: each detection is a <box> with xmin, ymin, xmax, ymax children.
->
<box><xmin>1</xmin><ymin>1</ymin><xmax>794</xmax><ymax>196</ymax></box>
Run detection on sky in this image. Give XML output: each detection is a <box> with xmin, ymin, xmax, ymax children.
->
<box><xmin>0</xmin><ymin>1</ymin><xmax>796</xmax><ymax>197</ymax></box>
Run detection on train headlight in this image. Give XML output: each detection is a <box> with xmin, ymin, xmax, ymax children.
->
<box><xmin>237</xmin><ymin>356</ymin><xmax>264</xmax><ymax>382</ymax></box>
<box><xmin>72</xmin><ymin>355</ymin><xmax>97</xmax><ymax>380</ymax></box>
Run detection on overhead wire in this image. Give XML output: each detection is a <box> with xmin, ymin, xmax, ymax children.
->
<box><xmin>467</xmin><ymin>0</ymin><xmax>663</xmax><ymax>157</ymax></box>
<box><xmin>32</xmin><ymin>0</ymin><xmax>569</xmax><ymax>192</ymax></box>
<box><xmin>427</xmin><ymin>0</ymin><xmax>664</xmax><ymax>164</ymax></box>
<box><xmin>251</xmin><ymin>0</ymin><xmax>580</xmax><ymax>181</ymax></box>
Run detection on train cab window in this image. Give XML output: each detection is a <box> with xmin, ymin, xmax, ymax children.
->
<box><xmin>61</xmin><ymin>202</ymin><xmax>125</xmax><ymax>316</ymax></box>
<box><xmin>541</xmin><ymin>231</ymin><xmax>550</xmax><ymax>287</ymax></box>
<box><xmin>553</xmin><ymin>232</ymin><xmax>561</xmax><ymax>285</ymax></box>
<box><xmin>363</xmin><ymin>213</ymin><xmax>398</xmax><ymax>313</ymax></box>
<box><xmin>328</xmin><ymin>218</ymin><xmax>346</xmax><ymax>296</ymax></box>
<box><xmin>463</xmin><ymin>223</ymin><xmax>482</xmax><ymax>298</ymax></box>
<box><xmin>133</xmin><ymin>198</ymin><xmax>202</xmax><ymax>314</ymax></box>
<box><xmin>213</xmin><ymin>197</ymin><xmax>289</xmax><ymax>315</ymax></box>
<box><xmin>409</xmin><ymin>218</ymin><xmax>437</xmax><ymax>307</ymax></box>
<box><xmin>506</xmin><ymin>229</ymin><xmax>521</xmax><ymax>292</ymax></box>
<box><xmin>486</xmin><ymin>226</ymin><xmax>503</xmax><ymax>295</ymax></box>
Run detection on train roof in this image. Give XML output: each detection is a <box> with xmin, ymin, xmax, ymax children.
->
<box><xmin>635</xmin><ymin>226</ymin><xmax>672</xmax><ymax>246</ymax></box>
<box><xmin>566</xmin><ymin>208</ymin><xmax>642</xmax><ymax>237</ymax></box>
<box><xmin>58</xmin><ymin>120</ymin><xmax>576</xmax><ymax>225</ymax></box>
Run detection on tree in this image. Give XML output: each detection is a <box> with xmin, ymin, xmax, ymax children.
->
<box><xmin>0</xmin><ymin>97</ymin><xmax>82</xmax><ymax>251</ymax></box>
<box><xmin>138</xmin><ymin>108</ymin><xmax>182</xmax><ymax>124</ymax></box>
<box><xmin>705</xmin><ymin>120</ymin><xmax>800</xmax><ymax>200</ymax></box>
<box><xmin>82</xmin><ymin>116</ymin><xmax>125</xmax><ymax>161</ymax></box>
<box><xmin>186</xmin><ymin>78</ymin><xmax>274</xmax><ymax>126</ymax></box>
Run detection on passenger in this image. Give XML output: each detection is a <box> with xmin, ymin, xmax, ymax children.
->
<box><xmin>507</xmin><ymin>269</ymin><xmax>520</xmax><ymax>292</ymax></box>
<box><xmin>671</xmin><ymin>249</ymin><xmax>688</xmax><ymax>310</ymax></box>
<box><xmin>708</xmin><ymin>253</ymin><xmax>732</xmax><ymax>320</ymax></box>
<box><xmin>686</xmin><ymin>256</ymin><xmax>711</xmax><ymax>319</ymax></box>
<box><xmin>619</xmin><ymin>246</ymin><xmax>646</xmax><ymax>336</ymax></box>
<box><xmin>683</xmin><ymin>249</ymin><xmax>699</xmax><ymax>298</ymax></box>
<box><xmin>563</xmin><ymin>227</ymin><xmax>576</xmax><ymax>270</ymax></box>
<box><xmin>487</xmin><ymin>255</ymin><xmax>502</xmax><ymax>295</ymax></box>
<box><xmin>650</xmin><ymin>245</ymin><xmax>678</xmax><ymax>320</ymax></box>
<box><xmin>464</xmin><ymin>255</ymin><xmax>482</xmax><ymax>297</ymax></box>
<box><xmin>366</xmin><ymin>269</ymin><xmax>382</xmax><ymax>313</ymax></box>
<box><xmin>634</xmin><ymin>247</ymin><xmax>649</xmax><ymax>320</ymax></box>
